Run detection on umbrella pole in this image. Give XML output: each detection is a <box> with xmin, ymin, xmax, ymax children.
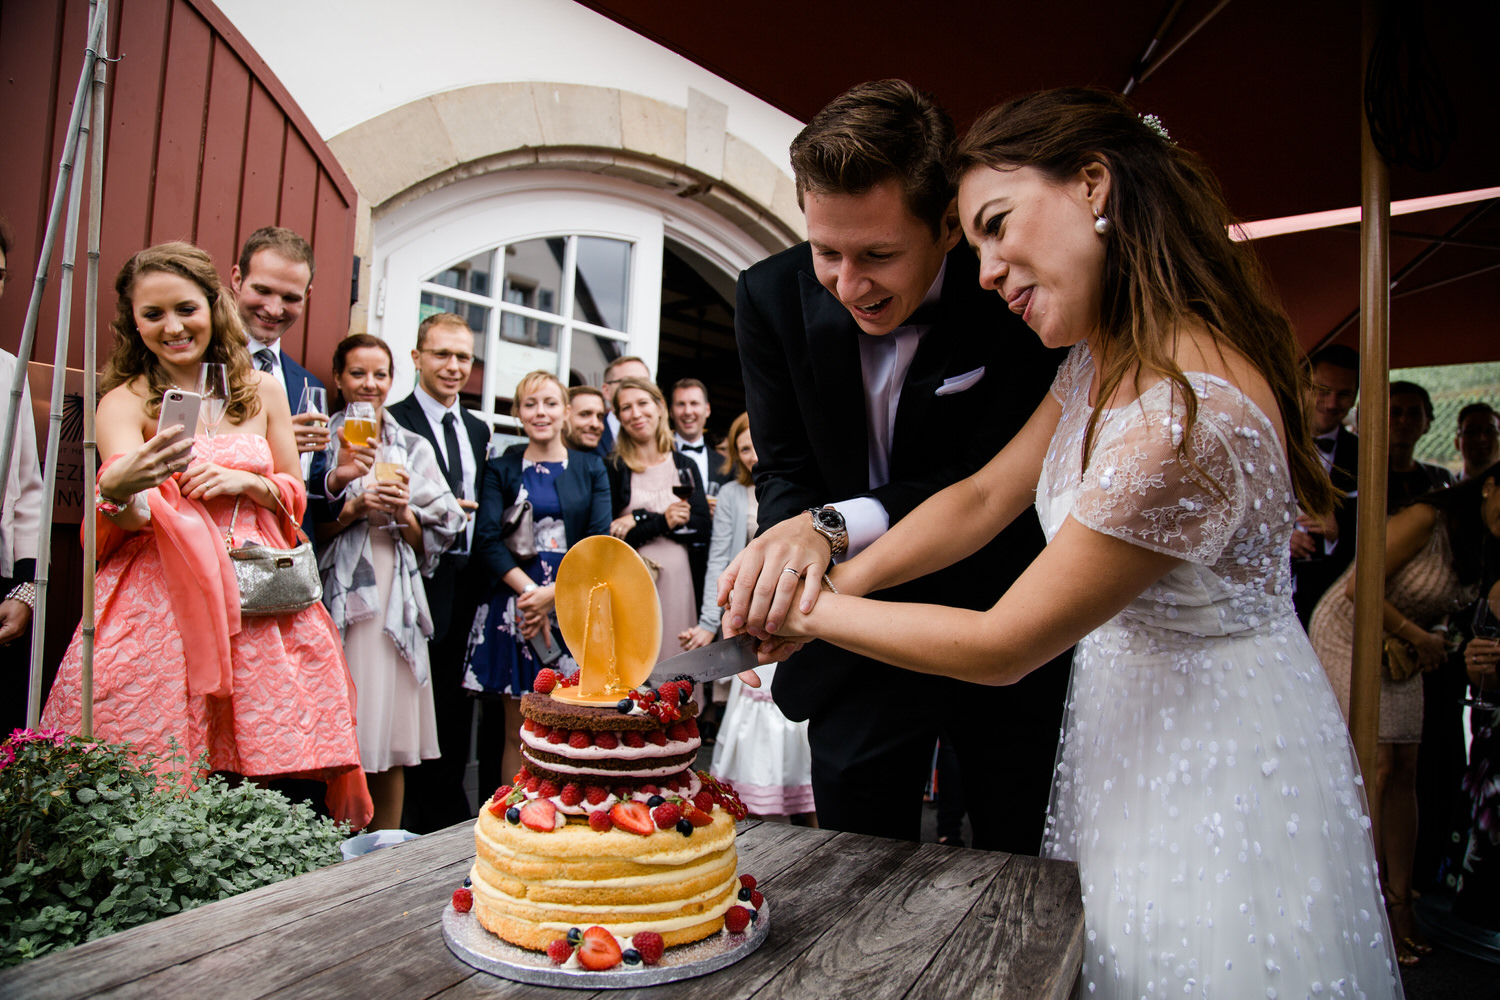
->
<box><xmin>1348</xmin><ymin>0</ymin><xmax>1390</xmax><ymax>790</ymax></box>
<box><xmin>81</xmin><ymin>0</ymin><xmax>110</xmax><ymax>740</ymax></box>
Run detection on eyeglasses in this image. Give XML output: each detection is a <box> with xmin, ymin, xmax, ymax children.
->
<box><xmin>420</xmin><ymin>349</ymin><xmax>474</xmax><ymax>365</ymax></box>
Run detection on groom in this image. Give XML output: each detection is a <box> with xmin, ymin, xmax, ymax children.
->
<box><xmin>728</xmin><ymin>80</ymin><xmax>1069</xmax><ymax>852</ymax></box>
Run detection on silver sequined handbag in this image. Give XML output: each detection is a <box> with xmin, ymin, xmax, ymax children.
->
<box><xmin>226</xmin><ymin>487</ymin><xmax>322</xmax><ymax>616</ymax></box>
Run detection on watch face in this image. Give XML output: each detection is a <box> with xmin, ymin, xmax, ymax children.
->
<box><xmin>814</xmin><ymin>507</ymin><xmax>845</xmax><ymax>531</ymax></box>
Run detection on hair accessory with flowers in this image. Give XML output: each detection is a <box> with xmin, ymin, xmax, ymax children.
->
<box><xmin>1139</xmin><ymin>113</ymin><xmax>1173</xmax><ymax>144</ymax></box>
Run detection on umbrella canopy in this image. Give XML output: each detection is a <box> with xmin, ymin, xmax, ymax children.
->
<box><xmin>580</xmin><ymin>0</ymin><xmax>1498</xmax><ymax>365</ymax></box>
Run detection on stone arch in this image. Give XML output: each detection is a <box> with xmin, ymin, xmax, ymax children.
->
<box><xmin>327</xmin><ymin>82</ymin><xmax>804</xmax><ymax>329</ymax></box>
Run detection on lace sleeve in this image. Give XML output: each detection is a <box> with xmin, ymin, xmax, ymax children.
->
<box><xmin>1049</xmin><ymin>342</ymin><xmax>1087</xmax><ymax>405</ymax></box>
<box><xmin>1070</xmin><ymin>380</ymin><xmax>1248</xmax><ymax>565</ymax></box>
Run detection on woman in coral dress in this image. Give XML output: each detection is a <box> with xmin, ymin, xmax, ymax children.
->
<box><xmin>42</xmin><ymin>242</ymin><xmax>370</xmax><ymax>829</ymax></box>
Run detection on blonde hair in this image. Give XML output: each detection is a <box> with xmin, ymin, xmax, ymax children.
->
<box><xmin>103</xmin><ymin>241</ymin><xmax>261</xmax><ymax>424</ymax></box>
<box><xmin>723</xmin><ymin>412</ymin><xmax>754</xmax><ymax>486</ymax></box>
<box><xmin>610</xmin><ymin>377</ymin><xmax>673</xmax><ymax>472</ymax></box>
<box><xmin>512</xmin><ymin>370</ymin><xmax>567</xmax><ymax>413</ymax></box>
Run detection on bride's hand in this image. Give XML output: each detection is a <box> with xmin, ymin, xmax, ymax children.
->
<box><xmin>178</xmin><ymin>461</ymin><xmax>258</xmax><ymax>502</ymax></box>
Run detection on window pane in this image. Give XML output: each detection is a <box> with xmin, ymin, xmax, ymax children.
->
<box><xmin>428</xmin><ymin>250</ymin><xmax>492</xmax><ymax>297</ymax></box>
<box><xmin>574</xmin><ymin>237</ymin><xmax>629</xmax><ymax>330</ymax></box>
<box><xmin>567</xmin><ymin>330</ymin><xmax>627</xmax><ymax>389</ymax></box>
<box><xmin>502</xmin><ymin>238</ymin><xmax>565</xmax><ymax>347</ymax></box>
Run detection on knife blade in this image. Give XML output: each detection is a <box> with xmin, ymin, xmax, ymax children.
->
<box><xmin>646</xmin><ymin>633</ymin><xmax>760</xmax><ymax>688</ymax></box>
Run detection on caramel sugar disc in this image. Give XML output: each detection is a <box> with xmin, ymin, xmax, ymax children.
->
<box><xmin>553</xmin><ymin>535</ymin><xmax>661</xmax><ymax>704</ymax></box>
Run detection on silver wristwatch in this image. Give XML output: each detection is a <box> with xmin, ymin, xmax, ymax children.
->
<box><xmin>805</xmin><ymin>506</ymin><xmax>848</xmax><ymax>558</ymax></box>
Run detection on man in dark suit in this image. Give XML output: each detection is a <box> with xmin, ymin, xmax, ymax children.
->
<box><xmin>1292</xmin><ymin>345</ymin><xmax>1360</xmax><ymax>625</ymax></box>
<box><xmin>388</xmin><ymin>312</ymin><xmax>492</xmax><ymax>832</ymax></box>
<box><xmin>725</xmin><ymin>80</ymin><xmax>1069</xmax><ymax>853</ymax></box>
<box><xmin>230</xmin><ymin>227</ymin><xmax>330</xmax><ymax>461</ymax></box>
<box><xmin>671</xmin><ymin>377</ymin><xmax>733</xmax><ymax>608</ymax></box>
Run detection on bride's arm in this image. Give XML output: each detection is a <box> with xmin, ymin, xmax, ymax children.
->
<box><xmin>828</xmin><ymin>390</ymin><xmax>1062</xmax><ymax>602</ymax></box>
<box><xmin>790</xmin><ymin>514</ymin><xmax>1180</xmax><ymax>684</ymax></box>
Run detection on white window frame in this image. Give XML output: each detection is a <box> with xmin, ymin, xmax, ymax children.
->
<box><xmin>371</xmin><ymin>170</ymin><xmax>771</xmax><ymax>430</ymax></box>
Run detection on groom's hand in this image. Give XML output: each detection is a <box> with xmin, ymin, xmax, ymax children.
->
<box><xmin>719</xmin><ymin>513</ymin><xmax>829</xmax><ymax>637</ymax></box>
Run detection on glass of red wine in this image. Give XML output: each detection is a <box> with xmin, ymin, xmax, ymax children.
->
<box><xmin>671</xmin><ymin>466</ymin><xmax>695</xmax><ymax>534</ymax></box>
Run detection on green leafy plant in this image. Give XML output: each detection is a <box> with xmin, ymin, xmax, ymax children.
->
<box><xmin>0</xmin><ymin>728</ymin><xmax>348</xmax><ymax>967</ymax></box>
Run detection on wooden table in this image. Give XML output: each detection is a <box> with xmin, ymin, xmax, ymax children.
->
<box><xmin>0</xmin><ymin>820</ymin><xmax>1083</xmax><ymax>999</ymax></box>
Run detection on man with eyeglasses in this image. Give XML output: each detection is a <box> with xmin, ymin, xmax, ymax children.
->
<box><xmin>596</xmin><ymin>355</ymin><xmax>651</xmax><ymax>458</ymax></box>
<box><xmin>389</xmin><ymin>312</ymin><xmax>492</xmax><ymax>831</ymax></box>
<box><xmin>1292</xmin><ymin>344</ymin><xmax>1361</xmax><ymax>625</ymax></box>
<box><xmin>1456</xmin><ymin>402</ymin><xmax>1500</xmax><ymax>480</ymax></box>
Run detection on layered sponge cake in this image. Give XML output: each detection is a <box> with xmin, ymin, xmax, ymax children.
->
<box><xmin>469</xmin><ymin>674</ymin><xmax>748</xmax><ymax>952</ymax></box>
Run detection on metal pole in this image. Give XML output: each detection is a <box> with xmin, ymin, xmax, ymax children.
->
<box><xmin>80</xmin><ymin>0</ymin><xmax>111</xmax><ymax>738</ymax></box>
<box><xmin>27</xmin><ymin>91</ymin><xmax>93</xmax><ymax>730</ymax></box>
<box><xmin>1348</xmin><ymin>0</ymin><xmax>1390</xmax><ymax>784</ymax></box>
<box><xmin>0</xmin><ymin>8</ymin><xmax>107</xmax><ymax>516</ymax></box>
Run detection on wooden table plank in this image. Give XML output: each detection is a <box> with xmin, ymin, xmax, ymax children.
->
<box><xmin>92</xmin><ymin>856</ymin><xmax>473</xmax><ymax>999</ymax></box>
<box><xmin>917</xmin><ymin>853</ymin><xmax>1083</xmax><ymax>1000</ymax></box>
<box><xmin>0</xmin><ymin>820</ymin><xmax>1083</xmax><ymax>1000</ymax></box>
<box><xmin>750</xmin><ymin>842</ymin><xmax>1019</xmax><ymax>1000</ymax></box>
<box><xmin>0</xmin><ymin>824</ymin><xmax>477</xmax><ymax>999</ymax></box>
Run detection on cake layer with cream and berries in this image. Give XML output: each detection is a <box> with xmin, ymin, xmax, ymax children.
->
<box><xmin>469</xmin><ymin>673</ymin><xmax>750</xmax><ymax>953</ymax></box>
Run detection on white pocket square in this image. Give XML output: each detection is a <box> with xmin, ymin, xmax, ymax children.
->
<box><xmin>935</xmin><ymin>366</ymin><xmax>986</xmax><ymax>396</ymax></box>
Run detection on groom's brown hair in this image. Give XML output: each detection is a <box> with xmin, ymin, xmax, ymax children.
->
<box><xmin>788</xmin><ymin>79</ymin><xmax>955</xmax><ymax>237</ymax></box>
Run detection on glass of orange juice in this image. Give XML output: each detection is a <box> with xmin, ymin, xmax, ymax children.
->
<box><xmin>343</xmin><ymin>402</ymin><xmax>378</xmax><ymax>447</ymax></box>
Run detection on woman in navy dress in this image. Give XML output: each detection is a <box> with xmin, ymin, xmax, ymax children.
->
<box><xmin>465</xmin><ymin>370</ymin><xmax>610</xmax><ymax>795</ymax></box>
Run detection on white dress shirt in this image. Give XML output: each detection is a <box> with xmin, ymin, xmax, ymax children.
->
<box><xmin>674</xmin><ymin>432</ymin><xmax>712</xmax><ymax>485</ymax></box>
<box><xmin>827</xmin><ymin>261</ymin><xmax>946</xmax><ymax>559</ymax></box>
<box><xmin>413</xmin><ymin>384</ymin><xmax>478</xmax><ymax>550</ymax></box>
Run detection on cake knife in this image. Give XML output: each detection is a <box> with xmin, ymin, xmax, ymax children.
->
<box><xmin>645</xmin><ymin>633</ymin><xmax>760</xmax><ymax>688</ymax></box>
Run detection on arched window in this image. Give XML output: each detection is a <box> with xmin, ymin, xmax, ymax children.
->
<box><xmin>372</xmin><ymin>170</ymin><xmax>766</xmax><ymax>432</ymax></box>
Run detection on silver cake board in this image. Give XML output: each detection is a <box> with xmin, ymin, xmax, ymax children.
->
<box><xmin>442</xmin><ymin>903</ymin><xmax>769</xmax><ymax>989</ymax></box>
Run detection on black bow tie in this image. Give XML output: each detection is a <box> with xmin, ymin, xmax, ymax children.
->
<box><xmin>1315</xmin><ymin>435</ymin><xmax>1337</xmax><ymax>455</ymax></box>
<box><xmin>679</xmin><ymin>443</ymin><xmax>705</xmax><ymax>453</ymax></box>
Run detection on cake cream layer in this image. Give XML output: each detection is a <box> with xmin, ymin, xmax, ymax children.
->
<box><xmin>520</xmin><ymin>749</ymin><xmax>694</xmax><ymax>779</ymax></box>
<box><xmin>472</xmin><ymin>802</ymin><xmax>738</xmax><ymax>951</ymax></box>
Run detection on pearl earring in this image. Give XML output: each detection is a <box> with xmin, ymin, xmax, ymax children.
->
<box><xmin>1093</xmin><ymin>208</ymin><xmax>1111</xmax><ymax>236</ymax></box>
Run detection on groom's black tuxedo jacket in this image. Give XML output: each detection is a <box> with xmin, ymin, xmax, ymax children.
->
<box><xmin>737</xmin><ymin>241</ymin><xmax>1067</xmax><ymax>717</ymax></box>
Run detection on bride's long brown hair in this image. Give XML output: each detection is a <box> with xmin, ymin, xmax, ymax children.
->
<box><xmin>952</xmin><ymin>88</ymin><xmax>1335</xmax><ymax>517</ymax></box>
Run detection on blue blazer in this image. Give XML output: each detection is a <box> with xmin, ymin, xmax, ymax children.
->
<box><xmin>473</xmin><ymin>450</ymin><xmax>612</xmax><ymax>587</ymax></box>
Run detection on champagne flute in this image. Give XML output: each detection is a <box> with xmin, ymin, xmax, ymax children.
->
<box><xmin>298</xmin><ymin>385</ymin><xmax>328</xmax><ymax>479</ymax></box>
<box><xmin>196</xmin><ymin>363</ymin><xmax>228</xmax><ymax>439</ymax></box>
<box><xmin>343</xmin><ymin>401</ymin><xmax>378</xmax><ymax>447</ymax></box>
<box><xmin>372</xmin><ymin>439</ymin><xmax>408</xmax><ymax>533</ymax></box>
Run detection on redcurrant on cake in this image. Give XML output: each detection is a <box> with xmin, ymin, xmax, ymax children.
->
<box><xmin>469</xmin><ymin>673</ymin><xmax>751</xmax><ymax>953</ymax></box>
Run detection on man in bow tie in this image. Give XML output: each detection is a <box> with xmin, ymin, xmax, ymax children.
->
<box><xmin>673</xmin><ymin>378</ymin><xmax>731</xmax><ymax>608</ymax></box>
<box><xmin>1292</xmin><ymin>344</ymin><xmax>1360</xmax><ymax>625</ymax></box>
<box><xmin>230</xmin><ymin>227</ymin><xmax>330</xmax><ymax>461</ymax></box>
<box><xmin>721</xmin><ymin>80</ymin><xmax>1067</xmax><ymax>850</ymax></box>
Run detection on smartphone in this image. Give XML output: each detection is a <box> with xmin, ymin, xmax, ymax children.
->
<box><xmin>528</xmin><ymin>628</ymin><xmax>564</xmax><ymax>666</ymax></box>
<box><xmin>157</xmin><ymin>388</ymin><xmax>201</xmax><ymax>462</ymax></box>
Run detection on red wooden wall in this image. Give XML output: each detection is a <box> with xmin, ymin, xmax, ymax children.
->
<box><xmin>0</xmin><ymin>0</ymin><xmax>357</xmax><ymax>384</ymax></box>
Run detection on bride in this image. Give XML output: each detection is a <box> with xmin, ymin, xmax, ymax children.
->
<box><xmin>724</xmin><ymin>88</ymin><xmax>1402</xmax><ymax>997</ymax></box>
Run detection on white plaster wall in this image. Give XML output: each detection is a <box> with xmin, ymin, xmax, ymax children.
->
<box><xmin>215</xmin><ymin>0</ymin><xmax>802</xmax><ymax>174</ymax></box>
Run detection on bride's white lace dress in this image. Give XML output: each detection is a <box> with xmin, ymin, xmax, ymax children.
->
<box><xmin>1036</xmin><ymin>345</ymin><xmax>1402</xmax><ymax>999</ymax></box>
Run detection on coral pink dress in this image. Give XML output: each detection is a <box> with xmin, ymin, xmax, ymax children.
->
<box><xmin>43</xmin><ymin>435</ymin><xmax>368</xmax><ymax>823</ymax></box>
